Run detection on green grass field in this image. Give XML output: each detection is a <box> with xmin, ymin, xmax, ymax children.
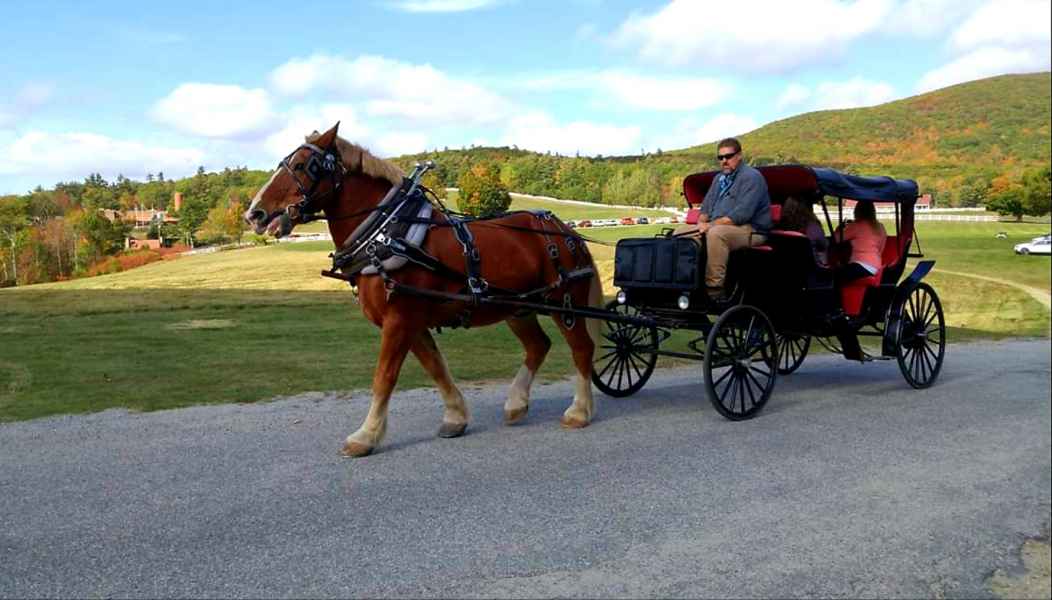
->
<box><xmin>1</xmin><ymin>205</ymin><xmax>1048</xmax><ymax>422</ymax></box>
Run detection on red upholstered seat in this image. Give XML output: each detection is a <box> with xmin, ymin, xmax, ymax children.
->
<box><xmin>838</xmin><ymin>235</ymin><xmax>899</xmax><ymax>316</ymax></box>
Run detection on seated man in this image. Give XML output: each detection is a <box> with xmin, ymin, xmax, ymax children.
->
<box><xmin>677</xmin><ymin>137</ymin><xmax>773</xmax><ymax>301</ymax></box>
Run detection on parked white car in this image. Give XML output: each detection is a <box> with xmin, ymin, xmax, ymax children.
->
<box><xmin>1014</xmin><ymin>235</ymin><xmax>1051</xmax><ymax>255</ymax></box>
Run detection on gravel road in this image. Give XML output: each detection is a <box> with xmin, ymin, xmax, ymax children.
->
<box><xmin>1</xmin><ymin>339</ymin><xmax>1049</xmax><ymax>598</ymax></box>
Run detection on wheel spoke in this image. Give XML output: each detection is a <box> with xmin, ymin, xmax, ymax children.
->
<box><xmin>909</xmin><ymin>345</ymin><xmax>921</xmax><ymax>383</ymax></box>
<box><xmin>712</xmin><ymin>367</ymin><xmax>735</xmax><ymax>389</ymax></box>
<box><xmin>749</xmin><ymin>365</ymin><xmax>773</xmax><ymax>379</ymax></box>
<box><xmin>598</xmin><ymin>352</ymin><xmax>620</xmax><ymax>380</ymax></box>
<box><xmin>744</xmin><ymin>370</ymin><xmax>764</xmax><ymax>407</ymax></box>
<box><xmin>719</xmin><ymin>372</ymin><xmax>737</xmax><ymax>407</ymax></box>
<box><xmin>921</xmin><ymin>342</ymin><xmax>940</xmax><ymax>369</ymax></box>
<box><xmin>625</xmin><ymin>352</ymin><xmax>645</xmax><ymax>382</ymax></box>
<box><xmin>615</xmin><ymin>352</ymin><xmax>627</xmax><ymax>390</ymax></box>
<box><xmin>736</xmin><ymin>373</ymin><xmax>747</xmax><ymax>414</ymax></box>
<box><xmin>917</xmin><ymin>345</ymin><xmax>932</xmax><ymax>382</ymax></box>
<box><xmin>746</xmin><ymin>335</ymin><xmax>772</xmax><ymax>360</ymax></box>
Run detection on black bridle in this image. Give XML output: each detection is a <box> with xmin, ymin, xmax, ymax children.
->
<box><xmin>275</xmin><ymin>142</ymin><xmax>346</xmax><ymax>223</ymax></box>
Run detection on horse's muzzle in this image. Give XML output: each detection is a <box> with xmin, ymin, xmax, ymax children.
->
<box><xmin>245</xmin><ymin>209</ymin><xmax>268</xmax><ymax>233</ymax></box>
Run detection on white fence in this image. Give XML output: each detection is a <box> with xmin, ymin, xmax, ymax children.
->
<box><xmin>914</xmin><ymin>214</ymin><xmax>998</xmax><ymax>222</ymax></box>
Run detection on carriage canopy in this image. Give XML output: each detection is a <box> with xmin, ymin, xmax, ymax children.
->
<box><xmin>683</xmin><ymin>165</ymin><xmax>919</xmax><ymax>207</ymax></box>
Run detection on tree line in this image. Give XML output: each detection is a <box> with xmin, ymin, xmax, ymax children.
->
<box><xmin>0</xmin><ymin>167</ymin><xmax>269</xmax><ymax>287</ymax></box>
<box><xmin>2</xmin><ymin>146</ymin><xmax>1048</xmax><ymax>288</ymax></box>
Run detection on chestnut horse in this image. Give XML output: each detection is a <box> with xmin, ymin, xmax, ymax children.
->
<box><xmin>244</xmin><ymin>123</ymin><xmax>603</xmax><ymax>457</ymax></box>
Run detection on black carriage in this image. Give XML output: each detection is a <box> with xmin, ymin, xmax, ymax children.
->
<box><xmin>592</xmin><ymin>165</ymin><xmax>945</xmax><ymax>420</ymax></box>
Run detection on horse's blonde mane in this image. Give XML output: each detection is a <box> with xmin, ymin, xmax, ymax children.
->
<box><xmin>306</xmin><ymin>132</ymin><xmax>405</xmax><ymax>186</ymax></box>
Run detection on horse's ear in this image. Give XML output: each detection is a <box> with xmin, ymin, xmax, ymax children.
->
<box><xmin>316</xmin><ymin>122</ymin><xmax>340</xmax><ymax>148</ymax></box>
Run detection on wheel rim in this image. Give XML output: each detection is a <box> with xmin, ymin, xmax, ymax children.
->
<box><xmin>896</xmin><ymin>283</ymin><xmax>945</xmax><ymax>389</ymax></box>
<box><xmin>592</xmin><ymin>302</ymin><xmax>658</xmax><ymax>397</ymax></box>
<box><xmin>775</xmin><ymin>334</ymin><xmax>810</xmax><ymax>375</ymax></box>
<box><xmin>704</xmin><ymin>305</ymin><xmax>777</xmax><ymax>420</ymax></box>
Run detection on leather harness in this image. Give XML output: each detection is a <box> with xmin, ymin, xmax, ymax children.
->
<box><xmin>302</xmin><ymin>158</ymin><xmax>596</xmax><ymax>329</ymax></box>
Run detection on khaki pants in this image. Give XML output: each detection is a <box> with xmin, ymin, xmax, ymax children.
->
<box><xmin>673</xmin><ymin>223</ymin><xmax>765</xmax><ymax>288</ymax></box>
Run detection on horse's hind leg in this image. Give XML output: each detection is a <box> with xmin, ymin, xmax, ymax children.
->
<box><xmin>342</xmin><ymin>317</ymin><xmax>416</xmax><ymax>458</ymax></box>
<box><xmin>555</xmin><ymin>276</ymin><xmax>603</xmax><ymax>429</ymax></box>
<box><xmin>503</xmin><ymin>313</ymin><xmax>552</xmax><ymax>424</ymax></box>
<box><xmin>410</xmin><ymin>329</ymin><xmax>470</xmax><ymax>438</ymax></box>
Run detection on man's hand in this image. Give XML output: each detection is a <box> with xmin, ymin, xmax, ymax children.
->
<box><xmin>697</xmin><ymin>221</ymin><xmax>711</xmax><ymax>234</ymax></box>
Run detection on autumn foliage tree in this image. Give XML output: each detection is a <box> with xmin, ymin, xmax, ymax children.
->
<box><xmin>196</xmin><ymin>199</ymin><xmax>247</xmax><ymax>245</ymax></box>
<box><xmin>457</xmin><ymin>162</ymin><xmax>511</xmax><ymax>217</ymax></box>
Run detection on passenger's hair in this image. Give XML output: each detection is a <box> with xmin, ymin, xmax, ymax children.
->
<box><xmin>853</xmin><ymin>200</ymin><xmax>876</xmax><ymax>222</ymax></box>
<box><xmin>780</xmin><ymin>196</ymin><xmax>820</xmax><ymax>232</ymax></box>
<box><xmin>716</xmin><ymin>137</ymin><xmax>742</xmax><ymax>154</ymax></box>
<box><xmin>852</xmin><ymin>200</ymin><xmax>884</xmax><ymax>234</ymax></box>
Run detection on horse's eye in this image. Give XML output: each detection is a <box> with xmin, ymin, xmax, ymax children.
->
<box><xmin>293</xmin><ymin>163</ymin><xmax>305</xmax><ymax>171</ymax></box>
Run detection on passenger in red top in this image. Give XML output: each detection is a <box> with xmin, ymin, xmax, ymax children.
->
<box><xmin>833</xmin><ymin>200</ymin><xmax>887</xmax><ymax>284</ymax></box>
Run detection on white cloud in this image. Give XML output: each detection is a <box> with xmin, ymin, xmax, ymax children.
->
<box><xmin>917</xmin><ymin>46</ymin><xmax>1050</xmax><ymax>92</ymax></box>
<box><xmin>949</xmin><ymin>0</ymin><xmax>1050</xmax><ymax>52</ymax></box>
<box><xmin>596</xmin><ymin>73</ymin><xmax>730</xmax><ymax>111</ymax></box>
<box><xmin>516</xmin><ymin>70</ymin><xmax>730</xmax><ymax>111</ymax></box>
<box><xmin>0</xmin><ymin>131</ymin><xmax>204</xmax><ymax>182</ymax></box>
<box><xmin>893</xmin><ymin>0</ymin><xmax>985</xmax><ymax>37</ymax></box>
<box><xmin>776</xmin><ymin>83</ymin><xmax>812</xmax><ymax>110</ymax></box>
<box><xmin>0</xmin><ymin>82</ymin><xmax>55</xmax><ymax>129</ymax></box>
<box><xmin>611</xmin><ymin>0</ymin><xmax>894</xmax><ymax>72</ymax></box>
<box><xmin>386</xmin><ymin>0</ymin><xmax>503</xmax><ymax>12</ymax></box>
<box><xmin>268</xmin><ymin>54</ymin><xmax>514</xmax><ymax>126</ymax></box>
<box><xmin>151</xmin><ymin>83</ymin><xmax>278</xmax><ymax>139</ymax></box>
<box><xmin>262</xmin><ymin>104</ymin><xmax>426</xmax><ymax>160</ymax></box>
<box><xmin>812</xmin><ymin>78</ymin><xmax>897</xmax><ymax>110</ymax></box>
<box><xmin>653</xmin><ymin>113</ymin><xmax>760</xmax><ymax>151</ymax></box>
<box><xmin>14</xmin><ymin>82</ymin><xmax>54</xmax><ymax>108</ymax></box>
<box><xmin>916</xmin><ymin>0</ymin><xmax>1050</xmax><ymax>92</ymax></box>
<box><xmin>775</xmin><ymin>78</ymin><xmax>896</xmax><ymax>112</ymax></box>
<box><xmin>499</xmin><ymin>112</ymin><xmax>642</xmax><ymax>156</ymax></box>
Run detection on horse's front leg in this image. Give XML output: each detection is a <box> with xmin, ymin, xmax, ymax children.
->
<box><xmin>503</xmin><ymin>313</ymin><xmax>551</xmax><ymax>424</ymax></box>
<box><xmin>410</xmin><ymin>329</ymin><xmax>470</xmax><ymax>438</ymax></box>
<box><xmin>342</xmin><ymin>318</ymin><xmax>417</xmax><ymax>458</ymax></box>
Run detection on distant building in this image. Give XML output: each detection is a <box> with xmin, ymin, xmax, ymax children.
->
<box><xmin>100</xmin><ymin>208</ymin><xmax>179</xmax><ymax>226</ymax></box>
<box><xmin>126</xmin><ymin>238</ymin><xmax>162</xmax><ymax>250</ymax></box>
<box><xmin>843</xmin><ymin>193</ymin><xmax>932</xmax><ymax>211</ymax></box>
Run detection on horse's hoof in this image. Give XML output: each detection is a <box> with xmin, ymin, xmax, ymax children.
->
<box><xmin>437</xmin><ymin>422</ymin><xmax>467</xmax><ymax>438</ymax></box>
<box><xmin>504</xmin><ymin>407</ymin><xmax>528</xmax><ymax>425</ymax></box>
<box><xmin>560</xmin><ymin>416</ymin><xmax>590</xmax><ymax>429</ymax></box>
<box><xmin>341</xmin><ymin>441</ymin><xmax>374</xmax><ymax>458</ymax></box>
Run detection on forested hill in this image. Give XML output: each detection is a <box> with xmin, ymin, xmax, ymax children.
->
<box><xmin>682</xmin><ymin>72</ymin><xmax>1051</xmax><ymax>171</ymax></box>
<box><xmin>394</xmin><ymin>72</ymin><xmax>1051</xmax><ymax>206</ymax></box>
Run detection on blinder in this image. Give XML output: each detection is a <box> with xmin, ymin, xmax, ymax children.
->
<box><xmin>276</xmin><ymin>142</ymin><xmax>345</xmax><ymax>223</ymax></box>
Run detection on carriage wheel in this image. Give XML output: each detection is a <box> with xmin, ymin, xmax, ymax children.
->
<box><xmin>703</xmin><ymin>305</ymin><xmax>778</xmax><ymax>420</ymax></box>
<box><xmin>896</xmin><ymin>282</ymin><xmax>946</xmax><ymax>389</ymax></box>
<box><xmin>775</xmin><ymin>333</ymin><xmax>811</xmax><ymax>375</ymax></box>
<box><xmin>591</xmin><ymin>301</ymin><xmax>658</xmax><ymax>397</ymax></box>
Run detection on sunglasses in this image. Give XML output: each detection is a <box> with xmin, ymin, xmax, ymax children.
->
<box><xmin>717</xmin><ymin>152</ymin><xmax>739</xmax><ymax>161</ymax></box>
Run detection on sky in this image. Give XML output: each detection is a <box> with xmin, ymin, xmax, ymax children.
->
<box><xmin>1</xmin><ymin>0</ymin><xmax>1049</xmax><ymax>194</ymax></box>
